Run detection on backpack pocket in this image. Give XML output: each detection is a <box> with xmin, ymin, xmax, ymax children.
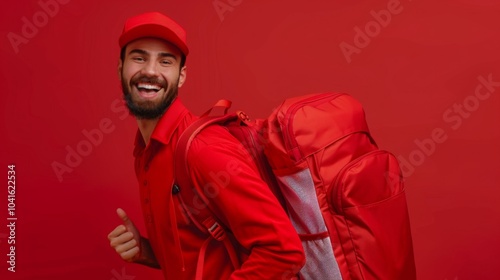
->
<box><xmin>328</xmin><ymin>150</ymin><xmax>416</xmax><ymax>280</ymax></box>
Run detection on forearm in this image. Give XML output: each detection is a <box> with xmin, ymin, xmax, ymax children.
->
<box><xmin>133</xmin><ymin>237</ymin><xmax>160</xmax><ymax>269</ymax></box>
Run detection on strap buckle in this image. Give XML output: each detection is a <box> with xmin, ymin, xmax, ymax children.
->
<box><xmin>203</xmin><ymin>218</ymin><xmax>226</xmax><ymax>241</ymax></box>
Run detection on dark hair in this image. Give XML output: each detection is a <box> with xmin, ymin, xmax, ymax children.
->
<box><xmin>120</xmin><ymin>46</ymin><xmax>186</xmax><ymax>68</ymax></box>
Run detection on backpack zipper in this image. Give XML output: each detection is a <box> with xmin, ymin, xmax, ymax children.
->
<box><xmin>282</xmin><ymin>93</ymin><xmax>344</xmax><ymax>162</ymax></box>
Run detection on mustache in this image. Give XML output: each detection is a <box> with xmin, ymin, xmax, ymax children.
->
<box><xmin>130</xmin><ymin>75</ymin><xmax>167</xmax><ymax>88</ymax></box>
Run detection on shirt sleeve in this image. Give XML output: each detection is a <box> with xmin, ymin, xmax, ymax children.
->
<box><xmin>187</xmin><ymin>126</ymin><xmax>305</xmax><ymax>279</ymax></box>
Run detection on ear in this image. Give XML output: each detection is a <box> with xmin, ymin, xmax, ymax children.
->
<box><xmin>117</xmin><ymin>60</ymin><xmax>123</xmax><ymax>81</ymax></box>
<box><xmin>178</xmin><ymin>65</ymin><xmax>187</xmax><ymax>88</ymax></box>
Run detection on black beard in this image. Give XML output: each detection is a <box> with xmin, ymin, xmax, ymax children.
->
<box><xmin>121</xmin><ymin>74</ymin><xmax>179</xmax><ymax>120</ymax></box>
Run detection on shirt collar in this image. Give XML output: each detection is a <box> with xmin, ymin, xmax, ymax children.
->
<box><xmin>134</xmin><ymin>97</ymin><xmax>190</xmax><ymax>148</ymax></box>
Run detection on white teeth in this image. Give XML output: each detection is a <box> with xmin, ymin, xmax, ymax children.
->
<box><xmin>137</xmin><ymin>83</ymin><xmax>161</xmax><ymax>90</ymax></box>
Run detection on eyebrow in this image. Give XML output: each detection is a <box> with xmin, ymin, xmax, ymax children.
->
<box><xmin>158</xmin><ymin>52</ymin><xmax>177</xmax><ymax>60</ymax></box>
<box><xmin>128</xmin><ymin>49</ymin><xmax>148</xmax><ymax>56</ymax></box>
<box><xmin>128</xmin><ymin>49</ymin><xmax>177</xmax><ymax>60</ymax></box>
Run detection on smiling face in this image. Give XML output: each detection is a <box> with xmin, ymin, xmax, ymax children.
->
<box><xmin>119</xmin><ymin>38</ymin><xmax>186</xmax><ymax>119</ymax></box>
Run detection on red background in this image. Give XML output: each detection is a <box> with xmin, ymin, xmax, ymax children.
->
<box><xmin>1</xmin><ymin>0</ymin><xmax>499</xmax><ymax>279</ymax></box>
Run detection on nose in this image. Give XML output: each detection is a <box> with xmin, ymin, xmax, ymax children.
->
<box><xmin>141</xmin><ymin>60</ymin><xmax>159</xmax><ymax>76</ymax></box>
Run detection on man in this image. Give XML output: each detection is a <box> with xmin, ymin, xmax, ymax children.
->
<box><xmin>107</xmin><ymin>12</ymin><xmax>305</xmax><ymax>279</ymax></box>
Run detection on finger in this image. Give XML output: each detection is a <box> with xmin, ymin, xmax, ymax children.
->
<box><xmin>116</xmin><ymin>208</ymin><xmax>134</xmax><ymax>229</ymax></box>
<box><xmin>115</xmin><ymin>238</ymin><xmax>138</xmax><ymax>255</ymax></box>
<box><xmin>109</xmin><ymin>231</ymin><xmax>135</xmax><ymax>248</ymax></box>
<box><xmin>107</xmin><ymin>225</ymin><xmax>127</xmax><ymax>240</ymax></box>
<box><xmin>120</xmin><ymin>246</ymin><xmax>140</xmax><ymax>262</ymax></box>
<box><xmin>115</xmin><ymin>237</ymin><xmax>138</xmax><ymax>253</ymax></box>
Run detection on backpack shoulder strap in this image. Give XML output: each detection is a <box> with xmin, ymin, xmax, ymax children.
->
<box><xmin>174</xmin><ymin>98</ymin><xmax>233</xmax><ymax>205</ymax></box>
<box><xmin>174</xmin><ymin>113</ymin><xmax>236</xmax><ymax>232</ymax></box>
<box><xmin>174</xmin><ymin>99</ymin><xmax>234</xmax><ymax>224</ymax></box>
<box><xmin>173</xmin><ymin>101</ymin><xmax>241</xmax><ymax>276</ymax></box>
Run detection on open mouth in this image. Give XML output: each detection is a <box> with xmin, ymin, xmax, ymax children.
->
<box><xmin>135</xmin><ymin>82</ymin><xmax>164</xmax><ymax>98</ymax></box>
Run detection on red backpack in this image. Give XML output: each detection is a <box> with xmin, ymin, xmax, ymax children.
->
<box><xmin>174</xmin><ymin>92</ymin><xmax>416</xmax><ymax>280</ymax></box>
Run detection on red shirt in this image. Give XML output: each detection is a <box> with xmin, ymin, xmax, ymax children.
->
<box><xmin>133</xmin><ymin>98</ymin><xmax>305</xmax><ymax>280</ymax></box>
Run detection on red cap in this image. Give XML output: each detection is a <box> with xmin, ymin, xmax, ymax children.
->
<box><xmin>119</xmin><ymin>12</ymin><xmax>189</xmax><ymax>56</ymax></box>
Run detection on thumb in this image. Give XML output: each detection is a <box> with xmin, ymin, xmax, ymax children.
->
<box><xmin>116</xmin><ymin>208</ymin><xmax>135</xmax><ymax>229</ymax></box>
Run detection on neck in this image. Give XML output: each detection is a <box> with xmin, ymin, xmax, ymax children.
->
<box><xmin>137</xmin><ymin>118</ymin><xmax>160</xmax><ymax>146</ymax></box>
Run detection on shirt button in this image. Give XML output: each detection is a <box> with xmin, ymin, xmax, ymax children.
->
<box><xmin>172</xmin><ymin>184</ymin><xmax>180</xmax><ymax>195</ymax></box>
<box><xmin>144</xmin><ymin>198</ymin><xmax>150</xmax><ymax>204</ymax></box>
<box><xmin>143</xmin><ymin>180</ymin><xmax>148</xmax><ymax>186</ymax></box>
<box><xmin>144</xmin><ymin>165</ymin><xmax>149</xmax><ymax>171</ymax></box>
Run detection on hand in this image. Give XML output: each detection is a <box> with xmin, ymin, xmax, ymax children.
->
<box><xmin>108</xmin><ymin>208</ymin><xmax>142</xmax><ymax>262</ymax></box>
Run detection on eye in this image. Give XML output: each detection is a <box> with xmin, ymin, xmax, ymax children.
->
<box><xmin>160</xmin><ymin>59</ymin><xmax>173</xmax><ymax>66</ymax></box>
<box><xmin>132</xmin><ymin>56</ymin><xmax>145</xmax><ymax>62</ymax></box>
